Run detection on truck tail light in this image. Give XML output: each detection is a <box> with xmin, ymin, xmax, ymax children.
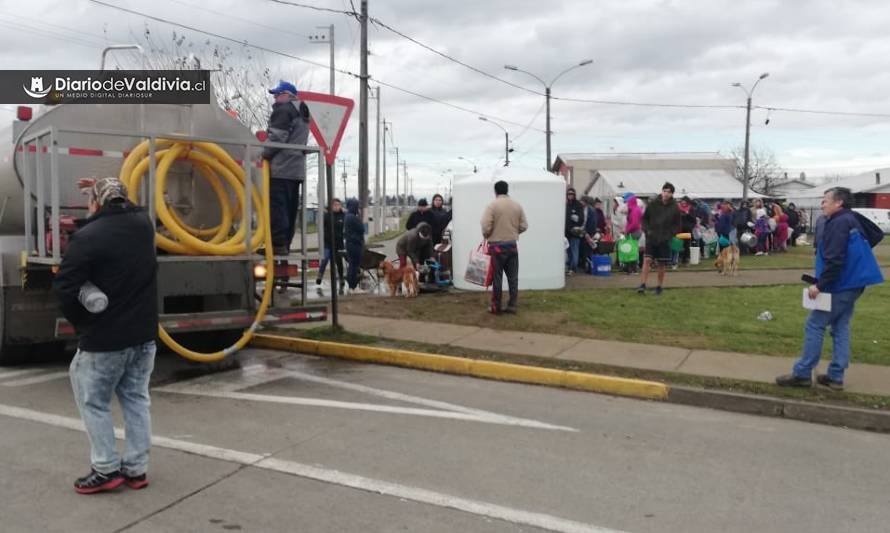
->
<box><xmin>17</xmin><ymin>106</ymin><xmax>32</xmax><ymax>121</ymax></box>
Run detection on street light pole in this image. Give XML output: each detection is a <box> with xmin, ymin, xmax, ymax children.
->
<box><xmin>545</xmin><ymin>86</ymin><xmax>551</xmax><ymax>170</ymax></box>
<box><xmin>478</xmin><ymin>116</ymin><xmax>511</xmax><ymax>166</ymax></box>
<box><xmin>742</xmin><ymin>95</ymin><xmax>752</xmax><ymax>203</ymax></box>
<box><xmin>732</xmin><ymin>72</ymin><xmax>769</xmax><ymax>203</ymax></box>
<box><xmin>505</xmin><ymin>59</ymin><xmax>593</xmax><ymax>172</ymax></box>
<box><xmin>457</xmin><ymin>156</ymin><xmax>477</xmax><ymax>173</ymax></box>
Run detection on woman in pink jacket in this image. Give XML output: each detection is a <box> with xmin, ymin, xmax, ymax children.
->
<box><xmin>623</xmin><ymin>193</ymin><xmax>643</xmax><ymax>273</ymax></box>
<box><xmin>624</xmin><ymin>194</ymin><xmax>643</xmax><ymax>239</ymax></box>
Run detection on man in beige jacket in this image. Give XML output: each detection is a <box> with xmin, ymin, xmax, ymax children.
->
<box><xmin>481</xmin><ymin>180</ymin><xmax>528</xmax><ymax>314</ymax></box>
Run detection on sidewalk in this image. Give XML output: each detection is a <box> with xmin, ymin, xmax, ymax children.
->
<box><xmin>284</xmin><ymin>314</ymin><xmax>890</xmax><ymax>397</ymax></box>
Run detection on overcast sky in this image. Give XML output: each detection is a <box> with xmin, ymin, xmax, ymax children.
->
<box><xmin>2</xmin><ymin>0</ymin><xmax>889</xmax><ymax>198</ymax></box>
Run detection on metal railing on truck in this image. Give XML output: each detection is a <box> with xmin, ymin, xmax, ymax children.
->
<box><xmin>18</xmin><ymin>126</ymin><xmax>329</xmax><ymax>309</ymax></box>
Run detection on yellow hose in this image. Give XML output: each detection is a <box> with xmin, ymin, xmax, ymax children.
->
<box><xmin>119</xmin><ymin>140</ymin><xmax>275</xmax><ymax>363</ymax></box>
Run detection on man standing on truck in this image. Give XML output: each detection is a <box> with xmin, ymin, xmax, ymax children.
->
<box><xmin>53</xmin><ymin>177</ymin><xmax>158</xmax><ymax>494</ymax></box>
<box><xmin>263</xmin><ymin>80</ymin><xmax>311</xmax><ymax>255</ymax></box>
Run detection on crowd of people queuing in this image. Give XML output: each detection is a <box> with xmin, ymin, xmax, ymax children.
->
<box><xmin>565</xmin><ymin>185</ymin><xmax>812</xmax><ymax>276</ymax></box>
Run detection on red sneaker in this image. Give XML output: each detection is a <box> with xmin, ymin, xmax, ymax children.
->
<box><xmin>124</xmin><ymin>473</ymin><xmax>149</xmax><ymax>490</ymax></box>
<box><xmin>74</xmin><ymin>469</ymin><xmax>124</xmax><ymax>494</ymax></box>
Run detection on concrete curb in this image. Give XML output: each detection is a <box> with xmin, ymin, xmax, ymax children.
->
<box><xmin>669</xmin><ymin>386</ymin><xmax>890</xmax><ymax>433</ymax></box>
<box><xmin>251</xmin><ymin>334</ymin><xmax>669</xmax><ymax>401</ymax></box>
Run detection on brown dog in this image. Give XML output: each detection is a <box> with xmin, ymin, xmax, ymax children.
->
<box><xmin>714</xmin><ymin>244</ymin><xmax>740</xmax><ymax>276</ymax></box>
<box><xmin>379</xmin><ymin>260</ymin><xmax>419</xmax><ymax>297</ymax></box>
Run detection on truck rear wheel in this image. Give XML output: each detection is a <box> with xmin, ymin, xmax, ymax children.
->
<box><xmin>167</xmin><ymin>329</ymin><xmax>245</xmax><ymax>372</ymax></box>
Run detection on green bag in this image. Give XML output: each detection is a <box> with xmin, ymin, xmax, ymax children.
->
<box><xmin>617</xmin><ymin>238</ymin><xmax>639</xmax><ymax>264</ymax></box>
<box><xmin>671</xmin><ymin>237</ymin><xmax>684</xmax><ymax>252</ymax></box>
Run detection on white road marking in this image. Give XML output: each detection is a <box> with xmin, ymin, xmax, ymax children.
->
<box><xmin>0</xmin><ymin>403</ymin><xmax>626</xmax><ymax>533</ymax></box>
<box><xmin>155</xmin><ymin>364</ymin><xmax>577</xmax><ymax>432</ymax></box>
<box><xmin>280</xmin><ymin>367</ymin><xmax>523</xmax><ymax>418</ymax></box>
<box><xmin>157</xmin><ymin>364</ymin><xmax>291</xmax><ymax>394</ymax></box>
<box><xmin>2</xmin><ymin>371</ymin><xmax>70</xmax><ymax>387</ymax></box>
<box><xmin>0</xmin><ymin>368</ymin><xmax>48</xmax><ymax>380</ymax></box>
<box><xmin>155</xmin><ymin>387</ymin><xmax>576</xmax><ymax>431</ymax></box>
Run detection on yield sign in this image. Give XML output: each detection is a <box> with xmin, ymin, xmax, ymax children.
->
<box><xmin>299</xmin><ymin>91</ymin><xmax>354</xmax><ymax>166</ymax></box>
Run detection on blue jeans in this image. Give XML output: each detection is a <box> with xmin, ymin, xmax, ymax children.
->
<box><xmin>793</xmin><ymin>289</ymin><xmax>863</xmax><ymax>382</ymax></box>
<box><xmin>345</xmin><ymin>242</ymin><xmax>363</xmax><ymax>289</ymax></box>
<box><xmin>566</xmin><ymin>238</ymin><xmax>580</xmax><ymax>271</ymax></box>
<box><xmin>317</xmin><ymin>247</ymin><xmax>344</xmax><ymax>282</ymax></box>
<box><xmin>69</xmin><ymin>341</ymin><xmax>156</xmax><ymax>476</ymax></box>
<box><xmin>270</xmin><ymin>178</ymin><xmax>302</xmax><ymax>249</ymax></box>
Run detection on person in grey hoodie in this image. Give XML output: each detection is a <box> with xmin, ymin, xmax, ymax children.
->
<box><xmin>263</xmin><ymin>80</ymin><xmax>310</xmax><ymax>255</ymax></box>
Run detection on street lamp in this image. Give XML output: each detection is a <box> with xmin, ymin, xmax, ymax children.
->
<box><xmin>478</xmin><ymin>116</ymin><xmax>512</xmax><ymax>166</ymax></box>
<box><xmin>457</xmin><ymin>156</ymin><xmax>477</xmax><ymax>173</ymax></box>
<box><xmin>732</xmin><ymin>72</ymin><xmax>769</xmax><ymax>203</ymax></box>
<box><xmin>504</xmin><ymin>59</ymin><xmax>593</xmax><ymax>172</ymax></box>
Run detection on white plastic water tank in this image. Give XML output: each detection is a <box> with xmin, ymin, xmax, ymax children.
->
<box><xmin>452</xmin><ymin>166</ymin><xmax>565</xmax><ymax>291</ymax></box>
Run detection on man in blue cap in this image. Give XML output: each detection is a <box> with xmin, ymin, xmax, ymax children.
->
<box><xmin>263</xmin><ymin>80</ymin><xmax>311</xmax><ymax>255</ymax></box>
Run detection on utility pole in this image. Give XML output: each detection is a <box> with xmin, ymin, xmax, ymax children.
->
<box><xmin>382</xmin><ymin>120</ymin><xmax>389</xmax><ymax>221</ymax></box>
<box><xmin>373</xmin><ymin>86</ymin><xmax>381</xmax><ymax>234</ymax></box>
<box><xmin>732</xmin><ymin>72</ymin><xmax>769</xmax><ymax>204</ymax></box>
<box><xmin>402</xmin><ymin>161</ymin><xmax>408</xmax><ymax>206</ymax></box>
<box><xmin>393</xmin><ymin>147</ymin><xmax>400</xmax><ymax>213</ymax></box>
<box><xmin>358</xmin><ymin>0</ymin><xmax>370</xmax><ymax>225</ymax></box>
<box><xmin>340</xmin><ymin>158</ymin><xmax>349</xmax><ymax>199</ymax></box>
<box><xmin>308</xmin><ymin>25</ymin><xmax>335</xmax><ymax>95</ymax></box>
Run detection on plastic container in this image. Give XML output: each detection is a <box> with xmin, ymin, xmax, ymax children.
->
<box><xmin>591</xmin><ymin>255</ymin><xmax>611</xmax><ymax>276</ymax></box>
<box><xmin>79</xmin><ymin>281</ymin><xmax>108</xmax><ymax>313</ymax></box>
<box><xmin>452</xmin><ymin>166</ymin><xmax>565</xmax><ymax>291</ymax></box>
<box><xmin>689</xmin><ymin>246</ymin><xmax>701</xmax><ymax>265</ymax></box>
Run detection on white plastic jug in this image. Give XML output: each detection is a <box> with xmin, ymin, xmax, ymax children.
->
<box><xmin>79</xmin><ymin>282</ymin><xmax>108</xmax><ymax>313</ymax></box>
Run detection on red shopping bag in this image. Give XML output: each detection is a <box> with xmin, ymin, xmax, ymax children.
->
<box><xmin>464</xmin><ymin>240</ymin><xmax>492</xmax><ymax>286</ymax></box>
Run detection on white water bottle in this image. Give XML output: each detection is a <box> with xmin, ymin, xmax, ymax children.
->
<box><xmin>79</xmin><ymin>282</ymin><xmax>108</xmax><ymax>313</ymax></box>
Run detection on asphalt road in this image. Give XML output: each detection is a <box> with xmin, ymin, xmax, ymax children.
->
<box><xmin>1</xmin><ymin>347</ymin><xmax>889</xmax><ymax>533</ymax></box>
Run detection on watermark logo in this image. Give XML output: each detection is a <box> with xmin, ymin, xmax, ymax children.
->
<box><xmin>23</xmin><ymin>77</ymin><xmax>51</xmax><ymax>99</ymax></box>
<box><xmin>2</xmin><ymin>70</ymin><xmax>211</xmax><ymax>105</ymax></box>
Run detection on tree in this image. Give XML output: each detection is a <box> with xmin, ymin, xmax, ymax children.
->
<box><xmin>730</xmin><ymin>146</ymin><xmax>784</xmax><ymax>197</ymax></box>
<box><xmin>115</xmin><ymin>24</ymin><xmax>293</xmax><ymax>133</ymax></box>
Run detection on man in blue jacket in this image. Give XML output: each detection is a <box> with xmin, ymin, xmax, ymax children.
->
<box><xmin>777</xmin><ymin>187</ymin><xmax>884</xmax><ymax>391</ymax></box>
<box><xmin>343</xmin><ymin>198</ymin><xmax>366</xmax><ymax>294</ymax></box>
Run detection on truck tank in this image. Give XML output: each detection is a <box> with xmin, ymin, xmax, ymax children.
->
<box><xmin>1</xmin><ymin>99</ymin><xmax>259</xmax><ymax>237</ymax></box>
<box><xmin>0</xmin><ymin>99</ymin><xmax>280</xmax><ymax>362</ymax></box>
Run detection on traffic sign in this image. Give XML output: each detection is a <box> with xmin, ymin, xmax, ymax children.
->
<box><xmin>299</xmin><ymin>91</ymin><xmax>354</xmax><ymax>166</ymax></box>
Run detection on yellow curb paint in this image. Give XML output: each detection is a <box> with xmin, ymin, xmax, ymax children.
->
<box><xmin>252</xmin><ymin>334</ymin><xmax>669</xmax><ymax>401</ymax></box>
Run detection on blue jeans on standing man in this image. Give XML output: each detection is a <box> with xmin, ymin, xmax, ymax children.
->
<box><xmin>566</xmin><ymin>237</ymin><xmax>580</xmax><ymax>272</ymax></box>
<box><xmin>792</xmin><ymin>289</ymin><xmax>863</xmax><ymax>383</ymax></box>
<box><xmin>69</xmin><ymin>341</ymin><xmax>156</xmax><ymax>476</ymax></box>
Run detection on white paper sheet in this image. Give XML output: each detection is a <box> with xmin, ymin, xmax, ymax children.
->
<box><xmin>802</xmin><ymin>288</ymin><xmax>832</xmax><ymax>312</ymax></box>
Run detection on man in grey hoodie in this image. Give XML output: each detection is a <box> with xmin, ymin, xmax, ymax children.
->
<box><xmin>263</xmin><ymin>80</ymin><xmax>310</xmax><ymax>255</ymax></box>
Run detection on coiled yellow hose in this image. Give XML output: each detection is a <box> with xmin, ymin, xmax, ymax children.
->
<box><xmin>119</xmin><ymin>139</ymin><xmax>275</xmax><ymax>363</ymax></box>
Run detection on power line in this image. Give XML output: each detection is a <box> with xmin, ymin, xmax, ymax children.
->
<box><xmin>89</xmin><ymin>0</ymin><xmax>354</xmax><ymax>74</ymax></box>
<box><xmin>263</xmin><ymin>0</ymin><xmax>355</xmax><ymax>16</ymax></box>
<box><xmin>367</xmin><ymin>16</ymin><xmax>542</xmax><ymax>98</ymax></box>
<box><xmin>756</xmin><ymin>105</ymin><xmax>890</xmax><ymax>119</ymax></box>
<box><xmin>87</xmin><ymin>0</ymin><xmax>541</xmax><ymax>131</ymax></box>
<box><xmin>551</xmin><ymin>95</ymin><xmax>743</xmax><ymax>109</ymax></box>
<box><xmin>373</xmin><ymin>79</ymin><xmax>545</xmax><ymax>131</ymax></box>
<box><xmin>165</xmin><ymin>0</ymin><xmax>312</xmax><ymax>39</ymax></box>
